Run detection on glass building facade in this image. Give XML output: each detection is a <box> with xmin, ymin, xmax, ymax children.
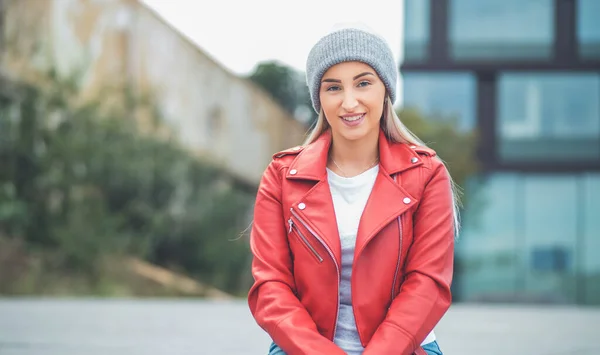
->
<box><xmin>401</xmin><ymin>0</ymin><xmax>600</xmax><ymax>305</ymax></box>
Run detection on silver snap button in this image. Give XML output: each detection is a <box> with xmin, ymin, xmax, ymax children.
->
<box><xmin>298</xmin><ymin>203</ymin><xmax>306</xmax><ymax>210</ymax></box>
<box><xmin>403</xmin><ymin>197</ymin><xmax>411</xmax><ymax>204</ymax></box>
<box><xmin>410</xmin><ymin>145</ymin><xmax>417</xmax><ymax>149</ymax></box>
<box><xmin>411</xmin><ymin>157</ymin><xmax>418</xmax><ymax>163</ymax></box>
<box><xmin>290</xmin><ymin>169</ymin><xmax>297</xmax><ymax>175</ymax></box>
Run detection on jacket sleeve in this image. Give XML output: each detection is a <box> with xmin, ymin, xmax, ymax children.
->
<box><xmin>363</xmin><ymin>159</ymin><xmax>455</xmax><ymax>355</ymax></box>
<box><xmin>247</xmin><ymin>161</ymin><xmax>346</xmax><ymax>355</ymax></box>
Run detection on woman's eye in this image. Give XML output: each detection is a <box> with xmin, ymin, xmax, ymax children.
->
<box><xmin>326</xmin><ymin>86</ymin><xmax>340</xmax><ymax>92</ymax></box>
<box><xmin>358</xmin><ymin>81</ymin><xmax>371</xmax><ymax>87</ymax></box>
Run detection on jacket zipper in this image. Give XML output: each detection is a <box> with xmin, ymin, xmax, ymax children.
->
<box><xmin>391</xmin><ymin>214</ymin><xmax>403</xmax><ymax>301</ymax></box>
<box><xmin>288</xmin><ymin>218</ymin><xmax>324</xmax><ymax>263</ymax></box>
<box><xmin>290</xmin><ymin>207</ymin><xmax>340</xmax><ymax>339</ymax></box>
<box><xmin>391</xmin><ymin>174</ymin><xmax>403</xmax><ymax>301</ymax></box>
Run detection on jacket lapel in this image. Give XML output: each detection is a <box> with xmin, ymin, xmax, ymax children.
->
<box><xmin>354</xmin><ymin>167</ymin><xmax>417</xmax><ymax>260</ymax></box>
<box><xmin>352</xmin><ymin>129</ymin><xmax>422</xmax><ymax>257</ymax></box>
<box><xmin>286</xmin><ymin>130</ymin><xmax>342</xmax><ymax>266</ymax></box>
<box><xmin>289</xmin><ymin>180</ymin><xmax>342</xmax><ymax>268</ymax></box>
<box><xmin>285</xmin><ymin>128</ymin><xmax>426</xmax><ymax>266</ymax></box>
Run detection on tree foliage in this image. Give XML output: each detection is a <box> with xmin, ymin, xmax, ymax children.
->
<box><xmin>248</xmin><ymin>60</ymin><xmax>316</xmax><ymax>125</ymax></box>
<box><xmin>0</xmin><ymin>70</ymin><xmax>253</xmax><ymax>295</ymax></box>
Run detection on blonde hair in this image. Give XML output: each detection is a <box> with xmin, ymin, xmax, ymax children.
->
<box><xmin>303</xmin><ymin>96</ymin><xmax>462</xmax><ymax>237</ymax></box>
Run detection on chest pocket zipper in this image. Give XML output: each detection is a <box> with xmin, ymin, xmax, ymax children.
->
<box><xmin>288</xmin><ymin>218</ymin><xmax>324</xmax><ymax>263</ymax></box>
<box><xmin>391</xmin><ymin>174</ymin><xmax>404</xmax><ymax>300</ymax></box>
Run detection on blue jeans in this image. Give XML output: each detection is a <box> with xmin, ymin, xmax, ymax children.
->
<box><xmin>268</xmin><ymin>340</ymin><xmax>443</xmax><ymax>354</ymax></box>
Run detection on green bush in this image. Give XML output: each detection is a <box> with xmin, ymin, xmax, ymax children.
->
<box><xmin>0</xmin><ymin>72</ymin><xmax>253</xmax><ymax>295</ymax></box>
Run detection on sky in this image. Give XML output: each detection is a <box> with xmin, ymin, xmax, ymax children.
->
<box><xmin>140</xmin><ymin>0</ymin><xmax>405</xmax><ymax>77</ymax></box>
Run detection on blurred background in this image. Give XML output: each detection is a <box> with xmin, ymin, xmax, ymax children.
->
<box><xmin>0</xmin><ymin>0</ymin><xmax>598</xmax><ymax>354</ymax></box>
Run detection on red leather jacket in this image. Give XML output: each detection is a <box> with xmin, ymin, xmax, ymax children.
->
<box><xmin>248</xmin><ymin>129</ymin><xmax>455</xmax><ymax>355</ymax></box>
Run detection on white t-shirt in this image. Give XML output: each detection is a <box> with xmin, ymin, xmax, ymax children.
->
<box><xmin>327</xmin><ymin>165</ymin><xmax>436</xmax><ymax>354</ymax></box>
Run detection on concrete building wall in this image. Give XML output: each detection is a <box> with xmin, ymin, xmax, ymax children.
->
<box><xmin>1</xmin><ymin>0</ymin><xmax>308</xmax><ymax>186</ymax></box>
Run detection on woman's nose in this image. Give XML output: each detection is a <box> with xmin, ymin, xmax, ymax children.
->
<box><xmin>341</xmin><ymin>90</ymin><xmax>359</xmax><ymax>111</ymax></box>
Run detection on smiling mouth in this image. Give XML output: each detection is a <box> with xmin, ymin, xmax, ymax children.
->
<box><xmin>341</xmin><ymin>113</ymin><xmax>366</xmax><ymax>122</ymax></box>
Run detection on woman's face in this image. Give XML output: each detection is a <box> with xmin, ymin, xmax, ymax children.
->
<box><xmin>319</xmin><ymin>61</ymin><xmax>386</xmax><ymax>143</ymax></box>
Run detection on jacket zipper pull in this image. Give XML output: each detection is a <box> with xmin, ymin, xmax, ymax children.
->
<box><xmin>288</xmin><ymin>218</ymin><xmax>293</xmax><ymax>233</ymax></box>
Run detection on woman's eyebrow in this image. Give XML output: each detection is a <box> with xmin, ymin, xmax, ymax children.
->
<box><xmin>353</xmin><ymin>72</ymin><xmax>375</xmax><ymax>80</ymax></box>
<box><xmin>321</xmin><ymin>72</ymin><xmax>375</xmax><ymax>83</ymax></box>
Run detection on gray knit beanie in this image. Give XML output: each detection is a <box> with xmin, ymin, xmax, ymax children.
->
<box><xmin>305</xmin><ymin>26</ymin><xmax>398</xmax><ymax>114</ymax></box>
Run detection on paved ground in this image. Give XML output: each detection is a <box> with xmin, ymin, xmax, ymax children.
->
<box><xmin>236</xmin><ymin>301</ymin><xmax>600</xmax><ymax>355</ymax></box>
<box><xmin>430</xmin><ymin>303</ymin><xmax>600</xmax><ymax>354</ymax></box>
<box><xmin>0</xmin><ymin>298</ymin><xmax>598</xmax><ymax>354</ymax></box>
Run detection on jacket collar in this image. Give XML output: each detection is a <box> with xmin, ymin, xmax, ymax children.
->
<box><xmin>286</xmin><ymin>128</ymin><xmax>427</xmax><ymax>181</ymax></box>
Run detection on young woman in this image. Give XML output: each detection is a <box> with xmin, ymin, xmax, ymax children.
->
<box><xmin>247</xmin><ymin>25</ymin><xmax>458</xmax><ymax>355</ymax></box>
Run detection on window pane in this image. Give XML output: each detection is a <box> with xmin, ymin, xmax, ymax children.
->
<box><xmin>583</xmin><ymin>174</ymin><xmax>600</xmax><ymax>304</ymax></box>
<box><xmin>450</xmin><ymin>0</ymin><xmax>554</xmax><ymax>60</ymax></box>
<box><xmin>497</xmin><ymin>73</ymin><xmax>600</xmax><ymax>161</ymax></box>
<box><xmin>457</xmin><ymin>174</ymin><xmax>520</xmax><ymax>301</ymax></box>
<box><xmin>458</xmin><ymin>173</ymin><xmax>594</xmax><ymax>304</ymax></box>
<box><xmin>578</xmin><ymin>0</ymin><xmax>600</xmax><ymax>58</ymax></box>
<box><xmin>403</xmin><ymin>0</ymin><xmax>430</xmax><ymax>62</ymax></box>
<box><xmin>522</xmin><ymin>175</ymin><xmax>578</xmax><ymax>303</ymax></box>
<box><xmin>402</xmin><ymin>73</ymin><xmax>476</xmax><ymax>131</ymax></box>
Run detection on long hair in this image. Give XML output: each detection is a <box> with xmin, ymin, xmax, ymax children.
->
<box><xmin>302</xmin><ymin>96</ymin><xmax>462</xmax><ymax>238</ymax></box>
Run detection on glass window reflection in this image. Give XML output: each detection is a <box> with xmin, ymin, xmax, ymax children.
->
<box><xmin>458</xmin><ymin>173</ymin><xmax>597</xmax><ymax>303</ymax></box>
<box><xmin>522</xmin><ymin>175</ymin><xmax>578</xmax><ymax>302</ymax></box>
<box><xmin>403</xmin><ymin>0</ymin><xmax>430</xmax><ymax>62</ymax></box>
<box><xmin>449</xmin><ymin>0</ymin><xmax>554</xmax><ymax>60</ymax></box>
<box><xmin>583</xmin><ymin>173</ymin><xmax>600</xmax><ymax>304</ymax></box>
<box><xmin>402</xmin><ymin>72</ymin><xmax>476</xmax><ymax>132</ymax></box>
<box><xmin>497</xmin><ymin>73</ymin><xmax>600</xmax><ymax>161</ymax></box>
<box><xmin>458</xmin><ymin>174</ymin><xmax>520</xmax><ymax>300</ymax></box>
<box><xmin>577</xmin><ymin>0</ymin><xmax>600</xmax><ymax>58</ymax></box>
